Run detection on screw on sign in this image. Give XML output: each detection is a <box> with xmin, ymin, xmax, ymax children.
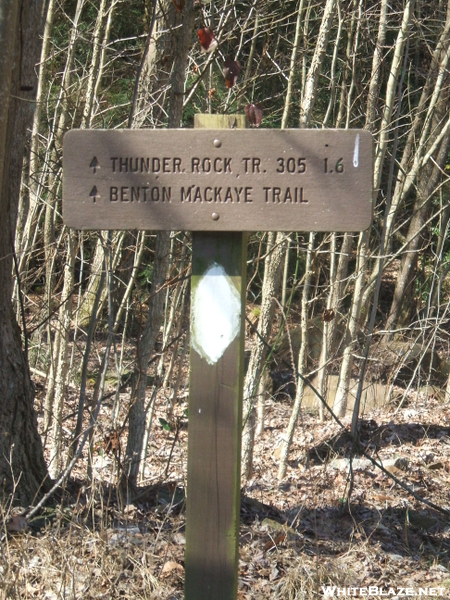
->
<box><xmin>62</xmin><ymin>116</ymin><xmax>373</xmax><ymax>600</ymax></box>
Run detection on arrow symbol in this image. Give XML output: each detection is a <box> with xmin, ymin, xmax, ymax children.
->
<box><xmin>90</xmin><ymin>156</ymin><xmax>99</xmax><ymax>173</ymax></box>
<box><xmin>89</xmin><ymin>186</ymin><xmax>99</xmax><ymax>202</ymax></box>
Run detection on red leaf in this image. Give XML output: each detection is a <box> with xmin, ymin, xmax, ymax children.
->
<box><xmin>172</xmin><ymin>0</ymin><xmax>185</xmax><ymax>12</ymax></box>
<box><xmin>245</xmin><ymin>102</ymin><xmax>263</xmax><ymax>127</ymax></box>
<box><xmin>197</xmin><ymin>27</ymin><xmax>218</xmax><ymax>53</ymax></box>
<box><xmin>223</xmin><ymin>59</ymin><xmax>241</xmax><ymax>89</ymax></box>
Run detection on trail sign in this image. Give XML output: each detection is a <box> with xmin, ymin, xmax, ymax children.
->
<box><xmin>63</xmin><ymin>128</ymin><xmax>373</xmax><ymax>232</ymax></box>
<box><xmin>63</xmin><ymin>118</ymin><xmax>374</xmax><ymax>600</ymax></box>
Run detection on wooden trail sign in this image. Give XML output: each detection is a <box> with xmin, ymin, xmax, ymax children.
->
<box><xmin>63</xmin><ymin>128</ymin><xmax>373</xmax><ymax>232</ymax></box>
<box><xmin>62</xmin><ymin>116</ymin><xmax>373</xmax><ymax>600</ymax></box>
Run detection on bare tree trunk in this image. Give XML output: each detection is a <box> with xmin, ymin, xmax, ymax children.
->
<box><xmin>125</xmin><ymin>233</ymin><xmax>171</xmax><ymax>485</ymax></box>
<box><xmin>333</xmin><ymin>232</ymin><xmax>368</xmax><ymax>417</ymax></box>
<box><xmin>78</xmin><ymin>236</ymin><xmax>105</xmax><ymax>327</ymax></box>
<box><xmin>385</xmin><ymin>128</ymin><xmax>450</xmax><ymax>336</ymax></box>
<box><xmin>365</xmin><ymin>0</ymin><xmax>388</xmax><ymax>130</ymax></box>
<box><xmin>373</xmin><ymin>0</ymin><xmax>414</xmax><ymax>192</ymax></box>
<box><xmin>48</xmin><ymin>232</ymin><xmax>76</xmax><ymax>479</ymax></box>
<box><xmin>344</xmin><ymin>0</ymin><xmax>363</xmax><ymax>129</ymax></box>
<box><xmin>278</xmin><ymin>233</ymin><xmax>315</xmax><ymax>480</ymax></box>
<box><xmin>255</xmin><ymin>369</ymin><xmax>270</xmax><ymax>437</ymax></box>
<box><xmin>427</xmin><ymin>198</ymin><xmax>450</xmax><ymax>320</ymax></box>
<box><xmin>14</xmin><ymin>0</ymin><xmax>55</xmax><ymax>275</ymax></box>
<box><xmin>124</xmin><ymin>0</ymin><xmax>196</xmax><ymax>487</ymax></box>
<box><xmin>81</xmin><ymin>0</ymin><xmax>108</xmax><ymax>129</ymax></box>
<box><xmin>332</xmin><ymin>0</ymin><xmax>414</xmax><ymax>421</ymax></box>
<box><xmin>316</xmin><ymin>234</ymin><xmax>336</xmax><ymax>421</ymax></box>
<box><xmin>129</xmin><ymin>0</ymin><xmax>174</xmax><ymax>128</ymax></box>
<box><xmin>322</xmin><ymin>2</ymin><xmax>343</xmax><ymax>127</ymax></box>
<box><xmin>361</xmin><ymin>4</ymin><xmax>450</xmax><ymax>300</ymax></box>
<box><xmin>243</xmin><ymin>9</ymin><xmax>260</xmax><ymax>84</ymax></box>
<box><xmin>241</xmin><ymin>233</ymin><xmax>286</xmax><ymax>480</ymax></box>
<box><xmin>43</xmin><ymin>0</ymin><xmax>86</xmax><ymax>308</ymax></box>
<box><xmin>281</xmin><ymin>0</ymin><xmax>304</xmax><ymax>129</ymax></box>
<box><xmin>114</xmin><ymin>232</ymin><xmax>147</xmax><ymax>333</ymax></box>
<box><xmin>299</xmin><ymin>0</ymin><xmax>336</xmax><ymax>127</ymax></box>
<box><xmin>0</xmin><ymin>0</ymin><xmax>50</xmax><ymax>504</ymax></box>
<box><xmin>316</xmin><ymin>0</ymin><xmax>367</xmax><ymax>419</ymax></box>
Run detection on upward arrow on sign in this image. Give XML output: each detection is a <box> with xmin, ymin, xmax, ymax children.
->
<box><xmin>89</xmin><ymin>186</ymin><xmax>98</xmax><ymax>203</ymax></box>
<box><xmin>89</xmin><ymin>156</ymin><xmax>99</xmax><ymax>173</ymax></box>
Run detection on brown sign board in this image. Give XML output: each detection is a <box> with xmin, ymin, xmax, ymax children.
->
<box><xmin>63</xmin><ymin>129</ymin><xmax>373</xmax><ymax>232</ymax></box>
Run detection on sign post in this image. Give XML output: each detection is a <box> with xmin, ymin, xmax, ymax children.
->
<box><xmin>63</xmin><ymin>120</ymin><xmax>373</xmax><ymax>600</ymax></box>
<box><xmin>184</xmin><ymin>114</ymin><xmax>247</xmax><ymax>600</ymax></box>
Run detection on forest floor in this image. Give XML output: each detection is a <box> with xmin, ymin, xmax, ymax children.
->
<box><xmin>1</xmin><ymin>375</ymin><xmax>450</xmax><ymax>599</ymax></box>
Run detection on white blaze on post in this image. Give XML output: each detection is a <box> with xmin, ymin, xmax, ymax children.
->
<box><xmin>191</xmin><ymin>263</ymin><xmax>241</xmax><ymax>365</ymax></box>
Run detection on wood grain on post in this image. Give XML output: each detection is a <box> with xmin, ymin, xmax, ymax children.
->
<box><xmin>184</xmin><ymin>114</ymin><xmax>247</xmax><ymax>600</ymax></box>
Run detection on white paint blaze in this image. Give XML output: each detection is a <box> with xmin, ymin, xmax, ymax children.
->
<box><xmin>353</xmin><ymin>133</ymin><xmax>360</xmax><ymax>168</ymax></box>
<box><xmin>191</xmin><ymin>263</ymin><xmax>241</xmax><ymax>365</ymax></box>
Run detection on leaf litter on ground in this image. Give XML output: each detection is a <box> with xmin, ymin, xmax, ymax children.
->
<box><xmin>1</xmin><ymin>378</ymin><xmax>450</xmax><ymax>598</ymax></box>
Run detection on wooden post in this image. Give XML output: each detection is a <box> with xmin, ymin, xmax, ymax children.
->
<box><xmin>184</xmin><ymin>114</ymin><xmax>247</xmax><ymax>600</ymax></box>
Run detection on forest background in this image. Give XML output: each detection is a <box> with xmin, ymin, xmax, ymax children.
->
<box><xmin>1</xmin><ymin>0</ymin><xmax>450</xmax><ymax>598</ymax></box>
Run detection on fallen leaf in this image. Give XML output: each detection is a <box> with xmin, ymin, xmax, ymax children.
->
<box><xmin>427</xmin><ymin>461</ymin><xmax>445</xmax><ymax>470</ymax></box>
<box><xmin>273</xmin><ymin>445</ymin><xmax>283</xmax><ymax>459</ymax></box>
<box><xmin>161</xmin><ymin>561</ymin><xmax>184</xmax><ymax>577</ymax></box>
<box><xmin>382</xmin><ymin>457</ymin><xmax>408</xmax><ymax>474</ymax></box>
<box><xmin>263</xmin><ymin>532</ymin><xmax>286</xmax><ymax>551</ymax></box>
<box><xmin>6</xmin><ymin>515</ymin><xmax>27</xmax><ymax>533</ymax></box>
<box><xmin>373</xmin><ymin>493</ymin><xmax>389</xmax><ymax>502</ymax></box>
<box><xmin>269</xmin><ymin>564</ymin><xmax>280</xmax><ymax>581</ymax></box>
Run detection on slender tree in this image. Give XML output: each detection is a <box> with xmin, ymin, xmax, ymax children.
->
<box><xmin>124</xmin><ymin>0</ymin><xmax>197</xmax><ymax>486</ymax></box>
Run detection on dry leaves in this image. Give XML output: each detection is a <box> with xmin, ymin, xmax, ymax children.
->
<box><xmin>2</xmin><ymin>375</ymin><xmax>450</xmax><ymax>598</ymax></box>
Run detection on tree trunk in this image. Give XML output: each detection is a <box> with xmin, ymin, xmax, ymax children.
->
<box><xmin>14</xmin><ymin>0</ymin><xmax>55</xmax><ymax>286</ymax></box>
<box><xmin>0</xmin><ymin>0</ymin><xmax>50</xmax><ymax>505</ymax></box>
<box><xmin>124</xmin><ymin>0</ymin><xmax>196</xmax><ymax>487</ymax></box>
<box><xmin>129</xmin><ymin>0</ymin><xmax>174</xmax><ymax>128</ymax></box>
<box><xmin>48</xmin><ymin>232</ymin><xmax>76</xmax><ymax>479</ymax></box>
<box><xmin>125</xmin><ymin>232</ymin><xmax>171</xmax><ymax>484</ymax></box>
<box><xmin>316</xmin><ymin>234</ymin><xmax>337</xmax><ymax>421</ymax></box>
<box><xmin>385</xmin><ymin>129</ymin><xmax>450</xmax><ymax>336</ymax></box>
<box><xmin>278</xmin><ymin>233</ymin><xmax>315</xmax><ymax>480</ymax></box>
<box><xmin>299</xmin><ymin>0</ymin><xmax>336</xmax><ymax>126</ymax></box>
<box><xmin>373</xmin><ymin>0</ymin><xmax>414</xmax><ymax>192</ymax></box>
<box><xmin>241</xmin><ymin>233</ymin><xmax>286</xmax><ymax>480</ymax></box>
<box><xmin>333</xmin><ymin>232</ymin><xmax>368</xmax><ymax>417</ymax></box>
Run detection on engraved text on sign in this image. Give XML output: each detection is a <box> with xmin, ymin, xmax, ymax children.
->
<box><xmin>63</xmin><ymin>129</ymin><xmax>373</xmax><ymax>232</ymax></box>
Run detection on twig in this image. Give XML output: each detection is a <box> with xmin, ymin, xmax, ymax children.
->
<box><xmin>164</xmin><ymin>418</ymin><xmax>181</xmax><ymax>479</ymax></box>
